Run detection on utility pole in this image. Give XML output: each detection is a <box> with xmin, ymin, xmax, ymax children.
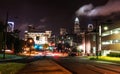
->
<box><xmin>3</xmin><ymin>12</ymin><xmax>8</xmax><ymax>59</ymax></box>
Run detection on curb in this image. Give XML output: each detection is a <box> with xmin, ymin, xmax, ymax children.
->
<box><xmin>0</xmin><ymin>57</ymin><xmax>27</xmax><ymax>62</ymax></box>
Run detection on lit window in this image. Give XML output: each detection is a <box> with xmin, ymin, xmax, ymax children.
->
<box><xmin>102</xmin><ymin>41</ymin><xmax>111</xmax><ymax>45</ymax></box>
<box><xmin>102</xmin><ymin>30</ymin><xmax>111</xmax><ymax>37</ymax></box>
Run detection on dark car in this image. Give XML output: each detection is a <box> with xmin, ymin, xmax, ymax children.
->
<box><xmin>68</xmin><ymin>47</ymin><xmax>78</xmax><ymax>56</ymax></box>
<box><xmin>68</xmin><ymin>51</ymin><xmax>78</xmax><ymax>56</ymax></box>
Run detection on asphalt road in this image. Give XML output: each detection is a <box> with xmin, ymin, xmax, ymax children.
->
<box><xmin>1</xmin><ymin>55</ymin><xmax>120</xmax><ymax>74</ymax></box>
<box><xmin>52</xmin><ymin>56</ymin><xmax>120</xmax><ymax>74</ymax></box>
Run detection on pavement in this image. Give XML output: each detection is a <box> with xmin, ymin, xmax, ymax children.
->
<box><xmin>1</xmin><ymin>55</ymin><xmax>120</xmax><ymax>74</ymax></box>
<box><xmin>16</xmin><ymin>59</ymin><xmax>72</xmax><ymax>74</ymax></box>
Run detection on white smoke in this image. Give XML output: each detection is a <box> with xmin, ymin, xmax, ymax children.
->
<box><xmin>76</xmin><ymin>4</ymin><xmax>93</xmax><ymax>16</ymax></box>
<box><xmin>76</xmin><ymin>0</ymin><xmax>120</xmax><ymax>17</ymax></box>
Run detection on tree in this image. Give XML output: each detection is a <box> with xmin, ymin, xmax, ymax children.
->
<box><xmin>0</xmin><ymin>21</ymin><xmax>4</xmax><ymax>32</ymax></box>
<box><xmin>12</xmin><ymin>29</ymin><xmax>21</xmax><ymax>54</ymax></box>
<box><xmin>57</xmin><ymin>42</ymin><xmax>62</xmax><ymax>52</ymax></box>
<box><xmin>0</xmin><ymin>21</ymin><xmax>4</xmax><ymax>53</ymax></box>
<box><xmin>6</xmin><ymin>32</ymin><xmax>14</xmax><ymax>50</ymax></box>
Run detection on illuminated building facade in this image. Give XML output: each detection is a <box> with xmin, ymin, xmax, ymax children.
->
<box><xmin>7</xmin><ymin>21</ymin><xmax>14</xmax><ymax>32</ymax></box>
<box><xmin>24</xmin><ymin>30</ymin><xmax>52</xmax><ymax>50</ymax></box>
<box><xmin>78</xmin><ymin>22</ymin><xmax>99</xmax><ymax>56</ymax></box>
<box><xmin>83</xmin><ymin>21</ymin><xmax>120</xmax><ymax>56</ymax></box>
<box><xmin>74</xmin><ymin>17</ymin><xmax>80</xmax><ymax>35</ymax></box>
<box><xmin>83</xmin><ymin>32</ymin><xmax>96</xmax><ymax>55</ymax></box>
<box><xmin>25</xmin><ymin>31</ymin><xmax>52</xmax><ymax>45</ymax></box>
<box><xmin>24</xmin><ymin>25</ymin><xmax>52</xmax><ymax>50</ymax></box>
<box><xmin>101</xmin><ymin>21</ymin><xmax>120</xmax><ymax>55</ymax></box>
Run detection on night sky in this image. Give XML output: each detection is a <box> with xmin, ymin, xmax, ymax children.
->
<box><xmin>1</xmin><ymin>0</ymin><xmax>120</xmax><ymax>39</ymax></box>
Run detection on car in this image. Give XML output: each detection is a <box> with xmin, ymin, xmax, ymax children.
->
<box><xmin>68</xmin><ymin>51</ymin><xmax>78</xmax><ymax>56</ymax></box>
<box><xmin>68</xmin><ymin>47</ymin><xmax>78</xmax><ymax>56</ymax></box>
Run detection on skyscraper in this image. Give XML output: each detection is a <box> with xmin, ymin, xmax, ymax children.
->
<box><xmin>74</xmin><ymin>17</ymin><xmax>80</xmax><ymax>35</ymax></box>
<box><xmin>60</xmin><ymin>28</ymin><xmax>67</xmax><ymax>35</ymax></box>
<box><xmin>7</xmin><ymin>21</ymin><xmax>14</xmax><ymax>32</ymax></box>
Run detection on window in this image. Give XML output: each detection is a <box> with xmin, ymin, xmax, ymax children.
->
<box><xmin>36</xmin><ymin>36</ymin><xmax>39</xmax><ymax>40</ymax></box>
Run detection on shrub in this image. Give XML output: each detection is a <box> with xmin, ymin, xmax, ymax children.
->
<box><xmin>107</xmin><ymin>52</ymin><xmax>120</xmax><ymax>57</ymax></box>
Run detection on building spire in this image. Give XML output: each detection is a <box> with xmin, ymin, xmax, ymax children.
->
<box><xmin>75</xmin><ymin>17</ymin><xmax>79</xmax><ymax>24</ymax></box>
<box><xmin>74</xmin><ymin>17</ymin><xmax>80</xmax><ymax>34</ymax></box>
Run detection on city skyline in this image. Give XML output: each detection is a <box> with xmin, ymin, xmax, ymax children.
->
<box><xmin>1</xmin><ymin>1</ymin><xmax>120</xmax><ymax>74</ymax></box>
<box><xmin>0</xmin><ymin>0</ymin><xmax>120</xmax><ymax>38</ymax></box>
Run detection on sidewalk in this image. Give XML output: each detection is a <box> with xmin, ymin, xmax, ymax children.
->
<box><xmin>17</xmin><ymin>59</ymin><xmax>72</xmax><ymax>74</ymax></box>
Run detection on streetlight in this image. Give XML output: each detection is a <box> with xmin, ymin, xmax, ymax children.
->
<box><xmin>29</xmin><ymin>39</ymin><xmax>33</xmax><ymax>43</ymax></box>
<box><xmin>27</xmin><ymin>38</ymin><xmax>34</xmax><ymax>56</ymax></box>
<box><xmin>29</xmin><ymin>39</ymin><xmax>33</xmax><ymax>56</ymax></box>
<box><xmin>103</xmin><ymin>26</ymin><xmax>108</xmax><ymax>31</ymax></box>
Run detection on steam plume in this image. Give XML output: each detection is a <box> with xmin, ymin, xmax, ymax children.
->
<box><xmin>76</xmin><ymin>0</ymin><xmax>120</xmax><ymax>17</ymax></box>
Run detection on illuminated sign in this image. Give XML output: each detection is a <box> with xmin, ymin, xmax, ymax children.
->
<box><xmin>88</xmin><ymin>24</ymin><xmax>93</xmax><ymax>32</ymax></box>
<box><xmin>8</xmin><ymin>21</ymin><xmax>14</xmax><ymax>32</ymax></box>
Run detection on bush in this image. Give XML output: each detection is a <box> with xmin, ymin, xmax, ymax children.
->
<box><xmin>107</xmin><ymin>52</ymin><xmax>120</xmax><ymax>57</ymax></box>
<box><xmin>89</xmin><ymin>57</ymin><xmax>97</xmax><ymax>60</ymax></box>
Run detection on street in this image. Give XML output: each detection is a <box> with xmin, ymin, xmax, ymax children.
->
<box><xmin>1</xmin><ymin>55</ymin><xmax>120</xmax><ymax>74</ymax></box>
<box><xmin>53</xmin><ymin>56</ymin><xmax>120</xmax><ymax>74</ymax></box>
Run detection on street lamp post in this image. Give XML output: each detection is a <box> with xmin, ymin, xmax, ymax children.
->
<box><xmin>29</xmin><ymin>39</ymin><xmax>33</xmax><ymax>55</ymax></box>
<box><xmin>94</xmin><ymin>19</ymin><xmax>99</xmax><ymax>59</ymax></box>
<box><xmin>3</xmin><ymin>12</ymin><xmax>8</xmax><ymax>59</ymax></box>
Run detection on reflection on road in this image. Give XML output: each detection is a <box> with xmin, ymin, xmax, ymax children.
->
<box><xmin>21</xmin><ymin>51</ymin><xmax>68</xmax><ymax>57</ymax></box>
